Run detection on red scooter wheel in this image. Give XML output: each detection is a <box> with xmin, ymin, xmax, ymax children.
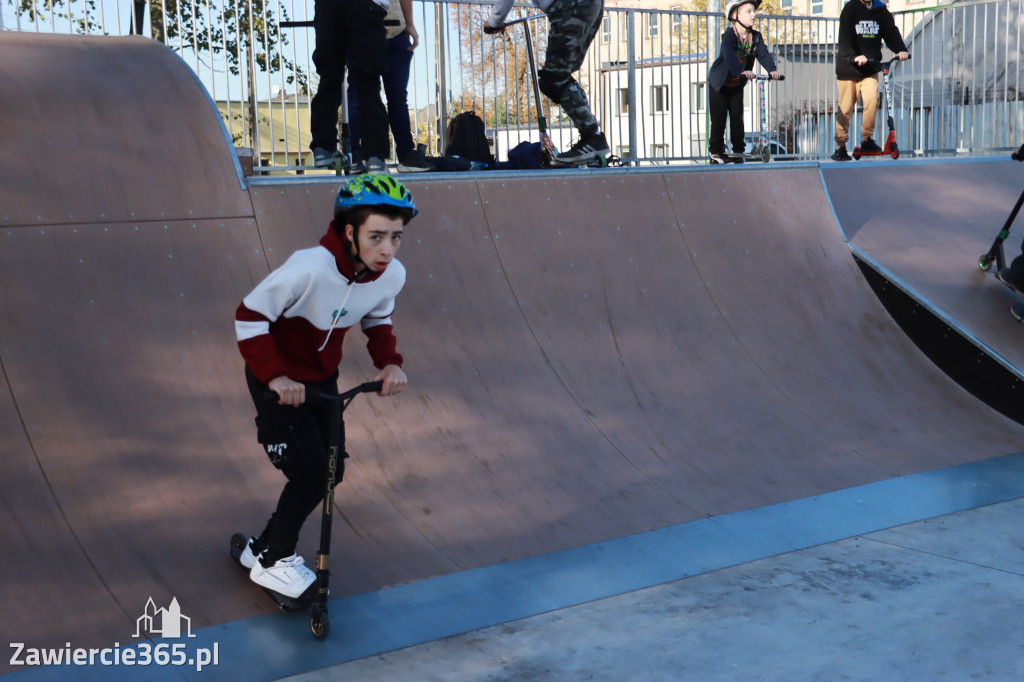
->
<box><xmin>890</xmin><ymin>144</ymin><xmax>899</xmax><ymax>159</ymax></box>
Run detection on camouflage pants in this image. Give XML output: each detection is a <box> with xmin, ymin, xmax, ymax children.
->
<box><xmin>540</xmin><ymin>0</ymin><xmax>604</xmax><ymax>133</ymax></box>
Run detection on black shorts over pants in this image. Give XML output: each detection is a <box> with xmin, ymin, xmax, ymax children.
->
<box><xmin>245</xmin><ymin>365</ymin><xmax>344</xmax><ymax>557</ymax></box>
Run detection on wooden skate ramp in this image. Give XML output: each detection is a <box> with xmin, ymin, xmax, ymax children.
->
<box><xmin>822</xmin><ymin>157</ymin><xmax>1024</xmax><ymax>375</ymax></box>
<box><xmin>3</xmin><ymin>32</ymin><xmax>1024</xmax><ymax>674</ymax></box>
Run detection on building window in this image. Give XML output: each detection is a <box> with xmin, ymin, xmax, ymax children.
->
<box><xmin>671</xmin><ymin>5</ymin><xmax>682</xmax><ymax>32</ymax></box>
<box><xmin>781</xmin><ymin>0</ymin><xmax>792</xmax><ymax>8</ymax></box>
<box><xmin>647</xmin><ymin>13</ymin><xmax>659</xmax><ymax>38</ymax></box>
<box><xmin>651</xmin><ymin>85</ymin><xmax>670</xmax><ymax>113</ymax></box>
<box><xmin>650</xmin><ymin>144</ymin><xmax>669</xmax><ymax>164</ymax></box>
<box><xmin>602</xmin><ymin>16</ymin><xmax>611</xmax><ymax>43</ymax></box>
<box><xmin>691</xmin><ymin>82</ymin><xmax>706</xmax><ymax>112</ymax></box>
<box><xmin>618</xmin><ymin>145</ymin><xmax>632</xmax><ymax>160</ymax></box>
<box><xmin>810</xmin><ymin>0</ymin><xmax>823</xmax><ymax>14</ymax></box>
<box><xmin>617</xmin><ymin>88</ymin><xmax>630</xmax><ymax>115</ymax></box>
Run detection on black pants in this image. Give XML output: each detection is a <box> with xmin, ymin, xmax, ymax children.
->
<box><xmin>245</xmin><ymin>366</ymin><xmax>343</xmax><ymax>557</ymax></box>
<box><xmin>308</xmin><ymin>0</ymin><xmax>390</xmax><ymax>160</ymax></box>
<box><xmin>708</xmin><ymin>84</ymin><xmax>746</xmax><ymax>155</ymax></box>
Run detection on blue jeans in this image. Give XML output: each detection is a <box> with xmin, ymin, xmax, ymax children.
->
<box><xmin>348</xmin><ymin>33</ymin><xmax>415</xmax><ymax>160</ymax></box>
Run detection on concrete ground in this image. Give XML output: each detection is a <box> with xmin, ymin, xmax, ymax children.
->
<box><xmin>282</xmin><ymin>495</ymin><xmax>1024</xmax><ymax>682</ymax></box>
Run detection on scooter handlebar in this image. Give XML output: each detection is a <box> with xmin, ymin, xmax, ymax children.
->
<box><xmin>263</xmin><ymin>381</ymin><xmax>385</xmax><ymax>405</ymax></box>
<box><xmin>866</xmin><ymin>54</ymin><xmax>911</xmax><ymax>70</ymax></box>
<box><xmin>755</xmin><ymin>74</ymin><xmax>784</xmax><ymax>81</ymax></box>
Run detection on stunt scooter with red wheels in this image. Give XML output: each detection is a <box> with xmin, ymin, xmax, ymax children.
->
<box><xmin>852</xmin><ymin>55</ymin><xmax>910</xmax><ymax>160</ymax></box>
<box><xmin>230</xmin><ymin>380</ymin><xmax>383</xmax><ymax>640</ymax></box>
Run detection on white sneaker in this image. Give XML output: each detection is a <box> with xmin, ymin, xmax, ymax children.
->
<box><xmin>238</xmin><ymin>537</ymin><xmax>259</xmax><ymax>569</ymax></box>
<box><xmin>250</xmin><ymin>553</ymin><xmax>316</xmax><ymax>599</ymax></box>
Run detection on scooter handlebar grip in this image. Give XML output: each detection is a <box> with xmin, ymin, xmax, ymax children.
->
<box><xmin>361</xmin><ymin>381</ymin><xmax>385</xmax><ymax>394</ymax></box>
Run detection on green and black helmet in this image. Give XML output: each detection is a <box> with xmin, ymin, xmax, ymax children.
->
<box><xmin>335</xmin><ymin>174</ymin><xmax>418</xmax><ymax>219</ymax></box>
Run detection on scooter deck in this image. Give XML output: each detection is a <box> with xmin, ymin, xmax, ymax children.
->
<box><xmin>229</xmin><ymin>532</ymin><xmax>315</xmax><ymax>612</ymax></box>
<box><xmin>723</xmin><ymin>152</ymin><xmax>770</xmax><ymax>163</ymax></box>
<box><xmin>545</xmin><ymin>153</ymin><xmax>622</xmax><ymax>169</ymax></box>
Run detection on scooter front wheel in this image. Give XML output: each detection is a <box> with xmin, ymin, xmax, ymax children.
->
<box><xmin>890</xmin><ymin>144</ymin><xmax>900</xmax><ymax>160</ymax></box>
<box><xmin>311</xmin><ymin>607</ymin><xmax>330</xmax><ymax>640</ymax></box>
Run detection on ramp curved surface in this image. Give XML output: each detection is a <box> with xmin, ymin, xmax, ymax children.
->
<box><xmin>2</xmin><ymin>32</ymin><xmax>1023</xmax><ymax>674</ymax></box>
<box><xmin>823</xmin><ymin>157</ymin><xmax>1024</xmax><ymax>376</ymax></box>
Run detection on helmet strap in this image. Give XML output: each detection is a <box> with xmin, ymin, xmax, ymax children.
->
<box><xmin>732</xmin><ymin>16</ymin><xmax>754</xmax><ymax>31</ymax></box>
<box><xmin>345</xmin><ymin>224</ymin><xmax>372</xmax><ymax>274</ymax></box>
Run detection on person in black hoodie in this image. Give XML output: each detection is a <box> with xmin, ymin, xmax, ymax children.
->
<box><xmin>707</xmin><ymin>0</ymin><xmax>780</xmax><ymax>165</ymax></box>
<box><xmin>831</xmin><ymin>0</ymin><xmax>909</xmax><ymax>161</ymax></box>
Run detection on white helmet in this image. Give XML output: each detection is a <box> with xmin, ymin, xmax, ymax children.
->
<box><xmin>724</xmin><ymin>0</ymin><xmax>760</xmax><ymax>20</ymax></box>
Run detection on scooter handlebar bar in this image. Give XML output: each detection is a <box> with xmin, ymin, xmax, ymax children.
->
<box><xmin>263</xmin><ymin>381</ymin><xmax>385</xmax><ymax>405</ymax></box>
<box><xmin>865</xmin><ymin>54</ymin><xmax>911</xmax><ymax>70</ymax></box>
<box><xmin>754</xmin><ymin>74</ymin><xmax>784</xmax><ymax>81</ymax></box>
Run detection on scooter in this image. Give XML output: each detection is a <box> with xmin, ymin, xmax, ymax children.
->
<box><xmin>723</xmin><ymin>73</ymin><xmax>785</xmax><ymax>163</ymax></box>
<box><xmin>852</xmin><ymin>55</ymin><xmax>910</xmax><ymax>160</ymax></box>
<box><xmin>499</xmin><ymin>14</ymin><xmax>621</xmax><ymax>168</ymax></box>
<box><xmin>975</xmin><ymin>146</ymin><xmax>1024</xmax><ymax>275</ymax></box>
<box><xmin>230</xmin><ymin>380</ymin><xmax>383</xmax><ymax>640</ymax></box>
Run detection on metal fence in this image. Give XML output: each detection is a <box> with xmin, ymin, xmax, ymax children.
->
<box><xmin>3</xmin><ymin>0</ymin><xmax>1022</xmax><ymax>170</ymax></box>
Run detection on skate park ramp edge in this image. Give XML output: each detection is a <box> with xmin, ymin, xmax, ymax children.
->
<box><xmin>4</xmin><ymin>31</ymin><xmax>1024</xmax><ymax>680</ymax></box>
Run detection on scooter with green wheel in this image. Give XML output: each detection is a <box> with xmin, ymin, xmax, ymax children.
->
<box><xmin>493</xmin><ymin>14</ymin><xmax>621</xmax><ymax>169</ymax></box>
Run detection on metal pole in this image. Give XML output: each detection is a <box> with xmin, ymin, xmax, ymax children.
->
<box><xmin>626</xmin><ymin>9</ymin><xmax>637</xmax><ymax>165</ymax></box>
<box><xmin>246</xmin><ymin>0</ymin><xmax>260</xmax><ymax>157</ymax></box>
<box><xmin>435</xmin><ymin>3</ymin><xmax>449</xmax><ymax>153</ymax></box>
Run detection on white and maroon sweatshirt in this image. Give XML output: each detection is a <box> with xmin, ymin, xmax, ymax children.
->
<box><xmin>235</xmin><ymin>223</ymin><xmax>405</xmax><ymax>385</ymax></box>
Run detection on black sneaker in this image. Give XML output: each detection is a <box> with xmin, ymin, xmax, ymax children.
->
<box><xmin>831</xmin><ymin>145</ymin><xmax>852</xmax><ymax>161</ymax></box>
<box><xmin>996</xmin><ymin>267</ymin><xmax>1024</xmax><ymax>297</ymax></box>
<box><xmin>554</xmin><ymin>131</ymin><xmax>610</xmax><ymax>164</ymax></box>
<box><xmin>313</xmin><ymin>146</ymin><xmax>340</xmax><ymax>168</ymax></box>
<box><xmin>1012</xmin><ymin>300</ymin><xmax>1024</xmax><ymax>323</ymax></box>
<box><xmin>366</xmin><ymin>156</ymin><xmax>389</xmax><ymax>174</ymax></box>
<box><xmin>731</xmin><ymin>156</ymin><xmax>744</xmax><ymax>164</ymax></box>
<box><xmin>860</xmin><ymin>138</ymin><xmax>882</xmax><ymax>153</ymax></box>
<box><xmin>709</xmin><ymin>153</ymin><xmax>728</xmax><ymax>164</ymax></box>
<box><xmin>397</xmin><ymin>149</ymin><xmax>433</xmax><ymax>173</ymax></box>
